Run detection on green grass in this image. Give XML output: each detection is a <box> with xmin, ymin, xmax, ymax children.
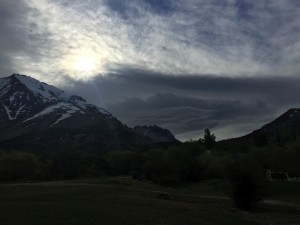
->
<box><xmin>0</xmin><ymin>178</ymin><xmax>299</xmax><ymax>225</ymax></box>
<box><xmin>0</xmin><ymin>179</ymin><xmax>259</xmax><ymax>225</ymax></box>
<box><xmin>68</xmin><ymin>177</ymin><xmax>228</xmax><ymax>196</ymax></box>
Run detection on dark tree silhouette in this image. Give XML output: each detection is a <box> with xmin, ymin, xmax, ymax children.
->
<box><xmin>200</xmin><ymin>128</ymin><xmax>216</xmax><ymax>149</ymax></box>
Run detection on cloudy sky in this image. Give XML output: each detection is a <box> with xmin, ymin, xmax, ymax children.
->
<box><xmin>0</xmin><ymin>0</ymin><xmax>300</xmax><ymax>140</ymax></box>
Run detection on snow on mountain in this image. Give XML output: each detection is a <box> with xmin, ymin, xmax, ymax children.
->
<box><xmin>14</xmin><ymin>74</ymin><xmax>68</xmax><ymax>101</ymax></box>
<box><xmin>0</xmin><ymin>74</ymin><xmax>177</xmax><ymax>151</ymax></box>
<box><xmin>0</xmin><ymin>74</ymin><xmax>111</xmax><ymax>124</ymax></box>
<box><xmin>24</xmin><ymin>102</ymin><xmax>81</xmax><ymax>123</ymax></box>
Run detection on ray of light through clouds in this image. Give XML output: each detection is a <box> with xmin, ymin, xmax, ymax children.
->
<box><xmin>0</xmin><ymin>0</ymin><xmax>300</xmax><ymax>140</ymax></box>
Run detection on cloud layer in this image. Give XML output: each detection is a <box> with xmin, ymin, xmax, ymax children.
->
<box><xmin>63</xmin><ymin>70</ymin><xmax>300</xmax><ymax>140</ymax></box>
<box><xmin>1</xmin><ymin>0</ymin><xmax>300</xmax><ymax>81</ymax></box>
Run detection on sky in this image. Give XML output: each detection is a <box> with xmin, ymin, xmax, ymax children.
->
<box><xmin>0</xmin><ymin>0</ymin><xmax>300</xmax><ymax>140</ymax></box>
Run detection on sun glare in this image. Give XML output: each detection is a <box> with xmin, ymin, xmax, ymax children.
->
<box><xmin>74</xmin><ymin>57</ymin><xmax>96</xmax><ymax>72</ymax></box>
<box><xmin>62</xmin><ymin>48</ymin><xmax>106</xmax><ymax>80</ymax></box>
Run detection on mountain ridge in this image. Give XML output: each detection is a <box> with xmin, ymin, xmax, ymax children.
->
<box><xmin>218</xmin><ymin>108</ymin><xmax>300</xmax><ymax>149</ymax></box>
<box><xmin>244</xmin><ymin>108</ymin><xmax>300</xmax><ymax>138</ymax></box>
<box><xmin>0</xmin><ymin>74</ymin><xmax>178</xmax><ymax>151</ymax></box>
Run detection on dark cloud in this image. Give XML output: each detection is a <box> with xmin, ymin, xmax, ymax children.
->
<box><xmin>104</xmin><ymin>67</ymin><xmax>300</xmax><ymax>104</ymax></box>
<box><xmin>106</xmin><ymin>92</ymin><xmax>272</xmax><ymax>140</ymax></box>
<box><xmin>0</xmin><ymin>0</ymin><xmax>30</xmax><ymax>74</ymax></box>
<box><xmin>62</xmin><ymin>68</ymin><xmax>299</xmax><ymax>140</ymax></box>
<box><xmin>0</xmin><ymin>0</ymin><xmax>54</xmax><ymax>75</ymax></box>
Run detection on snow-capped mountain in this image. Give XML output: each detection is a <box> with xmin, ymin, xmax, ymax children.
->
<box><xmin>0</xmin><ymin>74</ymin><xmax>110</xmax><ymax>122</ymax></box>
<box><xmin>0</xmin><ymin>74</ymin><xmax>150</xmax><ymax>151</ymax></box>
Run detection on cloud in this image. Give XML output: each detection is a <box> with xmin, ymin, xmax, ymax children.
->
<box><xmin>61</xmin><ymin>68</ymin><xmax>300</xmax><ymax>140</ymax></box>
<box><xmin>107</xmin><ymin>92</ymin><xmax>272</xmax><ymax>140</ymax></box>
<box><xmin>101</xmin><ymin>67</ymin><xmax>300</xmax><ymax>105</ymax></box>
<box><xmin>1</xmin><ymin>0</ymin><xmax>299</xmax><ymax>82</ymax></box>
<box><xmin>0</xmin><ymin>0</ymin><xmax>42</xmax><ymax>74</ymax></box>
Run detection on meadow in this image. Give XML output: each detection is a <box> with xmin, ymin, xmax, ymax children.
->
<box><xmin>0</xmin><ymin>177</ymin><xmax>299</xmax><ymax>225</ymax></box>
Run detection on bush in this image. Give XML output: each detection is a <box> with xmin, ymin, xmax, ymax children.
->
<box><xmin>227</xmin><ymin>157</ymin><xmax>266</xmax><ymax>211</ymax></box>
<box><xmin>0</xmin><ymin>152</ymin><xmax>40</xmax><ymax>181</ymax></box>
<box><xmin>107</xmin><ymin>151</ymin><xmax>144</xmax><ymax>175</ymax></box>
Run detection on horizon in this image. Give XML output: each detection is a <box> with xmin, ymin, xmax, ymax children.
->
<box><xmin>0</xmin><ymin>72</ymin><xmax>294</xmax><ymax>142</ymax></box>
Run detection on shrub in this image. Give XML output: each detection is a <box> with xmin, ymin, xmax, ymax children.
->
<box><xmin>0</xmin><ymin>152</ymin><xmax>40</xmax><ymax>181</ymax></box>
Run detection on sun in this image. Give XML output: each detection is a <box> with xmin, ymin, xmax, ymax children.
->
<box><xmin>62</xmin><ymin>48</ymin><xmax>106</xmax><ymax>80</ymax></box>
<box><xmin>74</xmin><ymin>57</ymin><xmax>96</xmax><ymax>72</ymax></box>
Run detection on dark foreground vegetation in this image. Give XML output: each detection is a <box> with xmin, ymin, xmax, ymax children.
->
<box><xmin>0</xmin><ymin>128</ymin><xmax>300</xmax><ymax>215</ymax></box>
<box><xmin>0</xmin><ymin>178</ymin><xmax>300</xmax><ymax>225</ymax></box>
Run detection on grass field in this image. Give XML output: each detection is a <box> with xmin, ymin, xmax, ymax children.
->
<box><xmin>0</xmin><ymin>178</ymin><xmax>299</xmax><ymax>225</ymax></box>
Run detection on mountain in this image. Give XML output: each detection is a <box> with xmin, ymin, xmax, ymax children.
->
<box><xmin>133</xmin><ymin>125</ymin><xmax>179</xmax><ymax>144</ymax></box>
<box><xmin>0</xmin><ymin>74</ymin><xmax>157</xmax><ymax>151</ymax></box>
<box><xmin>219</xmin><ymin>108</ymin><xmax>300</xmax><ymax>148</ymax></box>
<box><xmin>246</xmin><ymin>108</ymin><xmax>300</xmax><ymax>137</ymax></box>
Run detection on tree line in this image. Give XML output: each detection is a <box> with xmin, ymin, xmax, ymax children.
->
<box><xmin>0</xmin><ymin>128</ymin><xmax>300</xmax><ymax>211</ymax></box>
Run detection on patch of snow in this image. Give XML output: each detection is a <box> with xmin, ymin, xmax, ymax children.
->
<box><xmin>23</xmin><ymin>102</ymin><xmax>81</xmax><ymax>123</ymax></box>
<box><xmin>14</xmin><ymin>75</ymin><xmax>69</xmax><ymax>101</ymax></box>
<box><xmin>23</xmin><ymin>103</ymin><xmax>68</xmax><ymax>122</ymax></box>
<box><xmin>15</xmin><ymin>105</ymin><xmax>25</xmax><ymax>119</ymax></box>
<box><xmin>50</xmin><ymin>105</ymin><xmax>81</xmax><ymax>126</ymax></box>
<box><xmin>72</xmin><ymin>100</ymin><xmax>111</xmax><ymax>116</ymax></box>
<box><xmin>73</xmin><ymin>100</ymin><xmax>88</xmax><ymax>110</ymax></box>
<box><xmin>96</xmin><ymin>106</ymin><xmax>111</xmax><ymax>116</ymax></box>
<box><xmin>9</xmin><ymin>95</ymin><xmax>15</xmax><ymax>103</ymax></box>
<box><xmin>3</xmin><ymin>103</ymin><xmax>14</xmax><ymax>120</ymax></box>
<box><xmin>290</xmin><ymin>114</ymin><xmax>294</xmax><ymax>118</ymax></box>
<box><xmin>50</xmin><ymin>113</ymin><xmax>73</xmax><ymax>127</ymax></box>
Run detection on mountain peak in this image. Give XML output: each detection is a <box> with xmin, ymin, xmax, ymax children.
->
<box><xmin>261</xmin><ymin>108</ymin><xmax>300</xmax><ymax>130</ymax></box>
<box><xmin>0</xmin><ymin>74</ymin><xmax>111</xmax><ymax>123</ymax></box>
<box><xmin>133</xmin><ymin>125</ymin><xmax>179</xmax><ymax>143</ymax></box>
<box><xmin>10</xmin><ymin>74</ymin><xmax>67</xmax><ymax>102</ymax></box>
<box><xmin>0</xmin><ymin>74</ymin><xmax>180</xmax><ymax>151</ymax></box>
<box><xmin>10</xmin><ymin>73</ymin><xmax>22</xmax><ymax>77</ymax></box>
<box><xmin>242</xmin><ymin>107</ymin><xmax>300</xmax><ymax>139</ymax></box>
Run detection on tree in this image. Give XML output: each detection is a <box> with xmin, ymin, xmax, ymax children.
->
<box><xmin>200</xmin><ymin>128</ymin><xmax>216</xmax><ymax>149</ymax></box>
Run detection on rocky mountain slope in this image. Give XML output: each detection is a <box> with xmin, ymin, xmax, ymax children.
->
<box><xmin>133</xmin><ymin>125</ymin><xmax>179</xmax><ymax>144</ymax></box>
<box><xmin>0</xmin><ymin>74</ymin><xmax>176</xmax><ymax>151</ymax></box>
<box><xmin>246</xmin><ymin>108</ymin><xmax>300</xmax><ymax>137</ymax></box>
<box><xmin>219</xmin><ymin>108</ymin><xmax>300</xmax><ymax>148</ymax></box>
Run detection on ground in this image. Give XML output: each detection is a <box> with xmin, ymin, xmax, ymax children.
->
<box><xmin>0</xmin><ymin>178</ymin><xmax>299</xmax><ymax>225</ymax></box>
